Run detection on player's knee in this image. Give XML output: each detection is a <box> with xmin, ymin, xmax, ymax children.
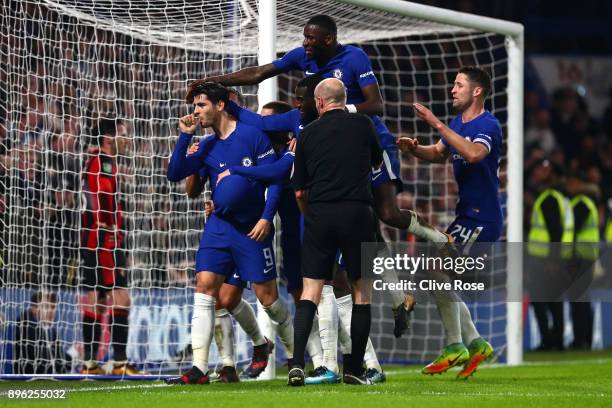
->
<box><xmin>375</xmin><ymin>202</ymin><xmax>399</xmax><ymax>225</ymax></box>
<box><xmin>253</xmin><ymin>281</ymin><xmax>278</xmax><ymax>307</ymax></box>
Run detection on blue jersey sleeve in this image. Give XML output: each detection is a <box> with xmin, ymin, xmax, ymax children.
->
<box><xmin>272</xmin><ymin>47</ymin><xmax>304</xmax><ymax>73</ymax></box>
<box><xmin>228</xmin><ymin>100</ymin><xmax>299</xmax><ymax>133</ymax></box>
<box><xmin>351</xmin><ymin>48</ymin><xmax>378</xmax><ymax>88</ymax></box>
<box><xmin>229</xmin><ymin>151</ymin><xmax>295</xmax><ymax>182</ymax></box>
<box><xmin>167</xmin><ymin>133</ymin><xmax>205</xmax><ymax>182</ymax></box>
<box><xmin>472</xmin><ymin>122</ymin><xmax>501</xmax><ymax>153</ymax></box>
<box><xmin>253</xmin><ymin>130</ymin><xmax>282</xmax><ymax>221</ymax></box>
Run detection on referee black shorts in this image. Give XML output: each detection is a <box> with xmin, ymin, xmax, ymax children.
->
<box><xmin>301</xmin><ymin>201</ymin><xmax>377</xmax><ymax>282</ymax></box>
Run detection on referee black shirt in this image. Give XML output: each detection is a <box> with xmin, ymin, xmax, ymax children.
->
<box><xmin>291</xmin><ymin>109</ymin><xmax>383</xmax><ymax>204</ymax></box>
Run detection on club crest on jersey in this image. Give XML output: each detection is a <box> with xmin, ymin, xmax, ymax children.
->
<box><xmin>242</xmin><ymin>157</ymin><xmax>253</xmax><ymax>167</ymax></box>
<box><xmin>102</xmin><ymin>162</ymin><xmax>113</xmax><ymax>174</ymax></box>
<box><xmin>333</xmin><ymin>68</ymin><xmax>343</xmax><ymax>79</ymax></box>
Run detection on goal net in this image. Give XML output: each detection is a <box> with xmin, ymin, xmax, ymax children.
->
<box><xmin>0</xmin><ymin>0</ymin><xmax>522</xmax><ymax>377</ymax></box>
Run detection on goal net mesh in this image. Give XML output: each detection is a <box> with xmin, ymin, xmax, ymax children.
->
<box><xmin>0</xmin><ymin>0</ymin><xmax>509</xmax><ymax>375</ymax></box>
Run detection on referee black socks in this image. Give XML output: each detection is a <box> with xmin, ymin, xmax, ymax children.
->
<box><xmin>348</xmin><ymin>304</ymin><xmax>371</xmax><ymax>376</ymax></box>
<box><xmin>293</xmin><ymin>300</ymin><xmax>318</xmax><ymax>369</ymax></box>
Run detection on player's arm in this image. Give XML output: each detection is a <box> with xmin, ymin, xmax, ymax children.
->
<box><xmin>351</xmin><ymin>50</ymin><xmax>384</xmax><ymax>116</ymax></box>
<box><xmin>185</xmin><ymin>168</ymin><xmax>208</xmax><ymax>199</ymax></box>
<box><xmin>225</xmin><ymin>151</ymin><xmax>295</xmax><ymax>183</ymax></box>
<box><xmin>366</xmin><ymin>117</ymin><xmax>384</xmax><ymax>169</ymax></box>
<box><xmin>291</xmin><ymin>131</ymin><xmax>309</xmax><ymax>213</ymax></box>
<box><xmin>413</xmin><ymin>103</ymin><xmax>488</xmax><ymax>164</ymax></box>
<box><xmin>247</xmin><ymin>132</ymin><xmax>283</xmax><ymax>241</ymax></box>
<box><xmin>198</xmin><ymin>63</ymin><xmax>281</xmax><ymax>86</ymax></box>
<box><xmin>167</xmin><ymin>115</ymin><xmax>205</xmax><ymax>182</ymax></box>
<box><xmin>397</xmin><ymin>138</ymin><xmax>450</xmax><ymax>164</ymax></box>
<box><xmin>226</xmin><ymin>100</ymin><xmax>298</xmax><ymax>133</ymax></box>
<box><xmin>355</xmin><ymin>83</ymin><xmax>384</xmax><ymax>116</ymax></box>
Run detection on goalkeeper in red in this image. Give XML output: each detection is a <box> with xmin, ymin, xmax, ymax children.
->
<box><xmin>80</xmin><ymin>119</ymin><xmax>141</xmax><ymax>375</ymax></box>
<box><xmin>397</xmin><ymin>67</ymin><xmax>501</xmax><ymax>379</ymax></box>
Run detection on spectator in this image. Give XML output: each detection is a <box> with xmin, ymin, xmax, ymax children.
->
<box><xmin>13</xmin><ymin>292</ymin><xmax>70</xmax><ymax>374</ymax></box>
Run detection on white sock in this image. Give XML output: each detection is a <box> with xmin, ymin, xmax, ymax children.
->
<box><xmin>406</xmin><ymin>210</ymin><xmax>448</xmax><ymax>243</ymax></box>
<box><xmin>336</xmin><ymin>294</ymin><xmax>353</xmax><ymax>356</ymax></box>
<box><xmin>433</xmin><ymin>292</ymin><xmax>462</xmax><ymax>344</ymax></box>
<box><xmin>307</xmin><ymin>314</ymin><xmax>324</xmax><ymax>368</ymax></box>
<box><xmin>230</xmin><ymin>299</ymin><xmax>265</xmax><ymax>346</ymax></box>
<box><xmin>336</xmin><ymin>294</ymin><xmax>380</xmax><ymax>370</ymax></box>
<box><xmin>318</xmin><ymin>285</ymin><xmax>339</xmax><ymax>373</ymax></box>
<box><xmin>364</xmin><ymin>338</ymin><xmax>382</xmax><ymax>372</ymax></box>
<box><xmin>263</xmin><ymin>298</ymin><xmax>294</xmax><ymax>359</ymax></box>
<box><xmin>338</xmin><ymin>317</ymin><xmax>352</xmax><ymax>355</ymax></box>
<box><xmin>192</xmin><ymin>293</ymin><xmax>215</xmax><ymax>373</ymax></box>
<box><xmin>458</xmin><ymin>301</ymin><xmax>480</xmax><ymax>345</ymax></box>
<box><xmin>214</xmin><ymin>308</ymin><xmax>235</xmax><ymax>367</ymax></box>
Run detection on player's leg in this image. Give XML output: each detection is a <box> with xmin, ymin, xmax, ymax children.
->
<box><xmin>221</xmin><ymin>273</ymin><xmax>274</xmax><ymax>380</ymax></box>
<box><xmin>80</xmin><ymin>248</ymin><xmax>106</xmax><ymax>375</ymax></box>
<box><xmin>305</xmin><ymin>281</ymin><xmax>340</xmax><ymax>384</ymax></box>
<box><xmin>334</xmin><ymin>268</ymin><xmax>385</xmax><ymax>383</ymax></box>
<box><xmin>234</xmin><ymin>229</ymin><xmax>294</xmax><ymax>366</ymax></box>
<box><xmin>338</xmin><ymin>203</ymin><xmax>376</xmax><ymax>385</ymax></box>
<box><xmin>213</xmin><ymin>282</ymin><xmax>242</xmax><ymax>383</ymax></box>
<box><xmin>281</xmin><ymin>202</ymin><xmax>325</xmax><ymax>371</ymax></box>
<box><xmin>167</xmin><ymin>218</ymin><xmax>233</xmax><ymax>385</ymax></box>
<box><xmin>107</xmin><ymin>246</ymin><xmax>142</xmax><ymax>376</ymax></box>
<box><xmin>288</xmin><ymin>204</ymin><xmax>337</xmax><ymax>386</ymax></box>
<box><xmin>108</xmin><ymin>287</ymin><xmax>143</xmax><ymax>375</ymax></box>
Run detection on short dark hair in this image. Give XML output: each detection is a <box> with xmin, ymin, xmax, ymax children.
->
<box><xmin>262</xmin><ymin>101</ymin><xmax>292</xmax><ymax>115</ymax></box>
<box><xmin>97</xmin><ymin>118</ymin><xmax>123</xmax><ymax>147</ymax></box>
<box><xmin>186</xmin><ymin>81</ymin><xmax>230</xmax><ymax>106</ymax></box>
<box><xmin>306</xmin><ymin>14</ymin><xmax>337</xmax><ymax>36</ymax></box>
<box><xmin>296</xmin><ymin>74</ymin><xmax>324</xmax><ymax>97</ymax></box>
<box><xmin>458</xmin><ymin>66</ymin><xmax>492</xmax><ymax>98</ymax></box>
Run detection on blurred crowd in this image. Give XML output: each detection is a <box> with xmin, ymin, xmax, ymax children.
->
<box><xmin>0</xmin><ymin>2</ymin><xmax>610</xmax><ymax>293</ymax></box>
<box><xmin>523</xmin><ymin>87</ymin><xmax>612</xmax><ymax>235</ymax></box>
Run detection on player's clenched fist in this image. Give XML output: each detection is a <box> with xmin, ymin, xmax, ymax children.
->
<box><xmin>179</xmin><ymin>114</ymin><xmax>199</xmax><ymax>134</ymax></box>
<box><xmin>396</xmin><ymin>137</ymin><xmax>419</xmax><ymax>153</ymax></box>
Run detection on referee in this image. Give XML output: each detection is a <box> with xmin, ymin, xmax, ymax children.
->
<box><xmin>289</xmin><ymin>78</ymin><xmax>383</xmax><ymax>386</ymax></box>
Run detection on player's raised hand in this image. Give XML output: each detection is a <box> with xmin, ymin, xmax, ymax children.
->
<box><xmin>248</xmin><ymin>219</ymin><xmax>272</xmax><ymax>242</ymax></box>
<box><xmin>216</xmin><ymin>169</ymin><xmax>231</xmax><ymax>185</ymax></box>
<box><xmin>187</xmin><ymin>141</ymin><xmax>200</xmax><ymax>156</ymax></box>
<box><xmin>413</xmin><ymin>103</ymin><xmax>442</xmax><ymax>129</ymax></box>
<box><xmin>179</xmin><ymin>114</ymin><xmax>199</xmax><ymax>134</ymax></box>
<box><xmin>287</xmin><ymin>137</ymin><xmax>297</xmax><ymax>153</ymax></box>
<box><xmin>396</xmin><ymin>137</ymin><xmax>419</xmax><ymax>153</ymax></box>
<box><xmin>204</xmin><ymin>200</ymin><xmax>214</xmax><ymax>217</ymax></box>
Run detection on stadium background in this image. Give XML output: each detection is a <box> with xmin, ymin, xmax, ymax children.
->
<box><xmin>0</xmin><ymin>0</ymin><xmax>611</xmax><ymax>376</ymax></box>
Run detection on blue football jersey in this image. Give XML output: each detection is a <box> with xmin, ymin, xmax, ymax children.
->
<box><xmin>442</xmin><ymin>111</ymin><xmax>503</xmax><ymax>224</ymax></box>
<box><xmin>272</xmin><ymin>44</ymin><xmax>394</xmax><ymax>148</ymax></box>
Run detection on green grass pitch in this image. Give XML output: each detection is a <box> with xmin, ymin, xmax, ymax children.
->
<box><xmin>1</xmin><ymin>351</ymin><xmax>611</xmax><ymax>408</ymax></box>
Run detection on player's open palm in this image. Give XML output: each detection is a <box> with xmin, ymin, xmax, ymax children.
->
<box><xmin>396</xmin><ymin>137</ymin><xmax>418</xmax><ymax>153</ymax></box>
<box><xmin>413</xmin><ymin>102</ymin><xmax>440</xmax><ymax>128</ymax></box>
<box><xmin>248</xmin><ymin>219</ymin><xmax>271</xmax><ymax>242</ymax></box>
<box><xmin>179</xmin><ymin>114</ymin><xmax>199</xmax><ymax>134</ymax></box>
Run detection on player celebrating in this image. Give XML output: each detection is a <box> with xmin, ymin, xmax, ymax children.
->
<box><xmin>397</xmin><ymin>66</ymin><xmax>500</xmax><ymax>379</ymax></box>
<box><xmin>218</xmin><ymin>75</ymin><xmax>387</xmax><ymax>384</ymax></box>
<box><xmin>80</xmin><ymin>118</ymin><xmax>141</xmax><ymax>376</ymax></box>
<box><xmin>191</xmin><ymin>14</ymin><xmax>453</xmax><ymax>337</ymax></box>
<box><xmin>165</xmin><ymin>82</ymin><xmax>293</xmax><ymax>385</ymax></box>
